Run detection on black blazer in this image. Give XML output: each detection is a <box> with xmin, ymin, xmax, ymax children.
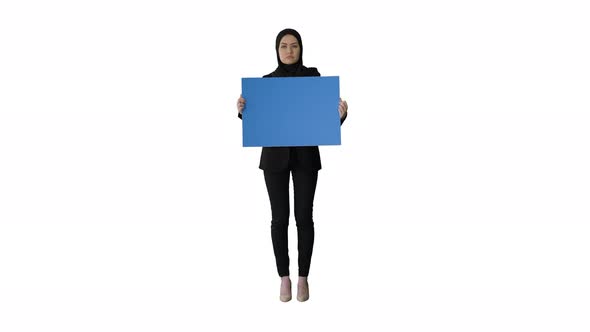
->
<box><xmin>238</xmin><ymin>111</ymin><xmax>346</xmax><ymax>172</ymax></box>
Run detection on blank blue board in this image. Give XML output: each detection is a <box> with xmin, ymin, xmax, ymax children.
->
<box><xmin>241</xmin><ymin>76</ymin><xmax>340</xmax><ymax>147</ymax></box>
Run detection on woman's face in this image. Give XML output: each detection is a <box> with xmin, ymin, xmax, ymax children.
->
<box><xmin>278</xmin><ymin>34</ymin><xmax>300</xmax><ymax>65</ymax></box>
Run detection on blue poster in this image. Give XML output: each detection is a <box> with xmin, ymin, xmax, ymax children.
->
<box><xmin>241</xmin><ymin>76</ymin><xmax>341</xmax><ymax>147</ymax></box>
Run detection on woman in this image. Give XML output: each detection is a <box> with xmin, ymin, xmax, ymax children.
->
<box><xmin>237</xmin><ymin>28</ymin><xmax>348</xmax><ymax>302</ymax></box>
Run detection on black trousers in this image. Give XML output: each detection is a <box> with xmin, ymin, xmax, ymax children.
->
<box><xmin>263</xmin><ymin>169</ymin><xmax>318</xmax><ymax>277</ymax></box>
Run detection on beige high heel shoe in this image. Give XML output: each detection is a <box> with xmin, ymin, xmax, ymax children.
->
<box><xmin>297</xmin><ymin>281</ymin><xmax>309</xmax><ymax>302</ymax></box>
<box><xmin>280</xmin><ymin>278</ymin><xmax>292</xmax><ymax>302</ymax></box>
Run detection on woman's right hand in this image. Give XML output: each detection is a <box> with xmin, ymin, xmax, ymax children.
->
<box><xmin>237</xmin><ymin>95</ymin><xmax>246</xmax><ymax>114</ymax></box>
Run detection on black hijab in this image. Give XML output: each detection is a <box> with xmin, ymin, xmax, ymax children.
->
<box><xmin>265</xmin><ymin>28</ymin><xmax>320</xmax><ymax>78</ymax></box>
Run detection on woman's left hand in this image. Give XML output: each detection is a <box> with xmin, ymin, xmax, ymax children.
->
<box><xmin>339</xmin><ymin>98</ymin><xmax>348</xmax><ymax>119</ymax></box>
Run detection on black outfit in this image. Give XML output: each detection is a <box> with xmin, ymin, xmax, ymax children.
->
<box><xmin>238</xmin><ymin>28</ymin><xmax>347</xmax><ymax>277</ymax></box>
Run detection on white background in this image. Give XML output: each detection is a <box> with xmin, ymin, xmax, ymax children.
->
<box><xmin>1</xmin><ymin>0</ymin><xmax>589</xmax><ymax>331</ymax></box>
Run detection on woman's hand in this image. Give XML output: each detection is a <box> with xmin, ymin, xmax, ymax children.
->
<box><xmin>339</xmin><ymin>98</ymin><xmax>348</xmax><ymax>119</ymax></box>
<box><xmin>237</xmin><ymin>95</ymin><xmax>246</xmax><ymax>114</ymax></box>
